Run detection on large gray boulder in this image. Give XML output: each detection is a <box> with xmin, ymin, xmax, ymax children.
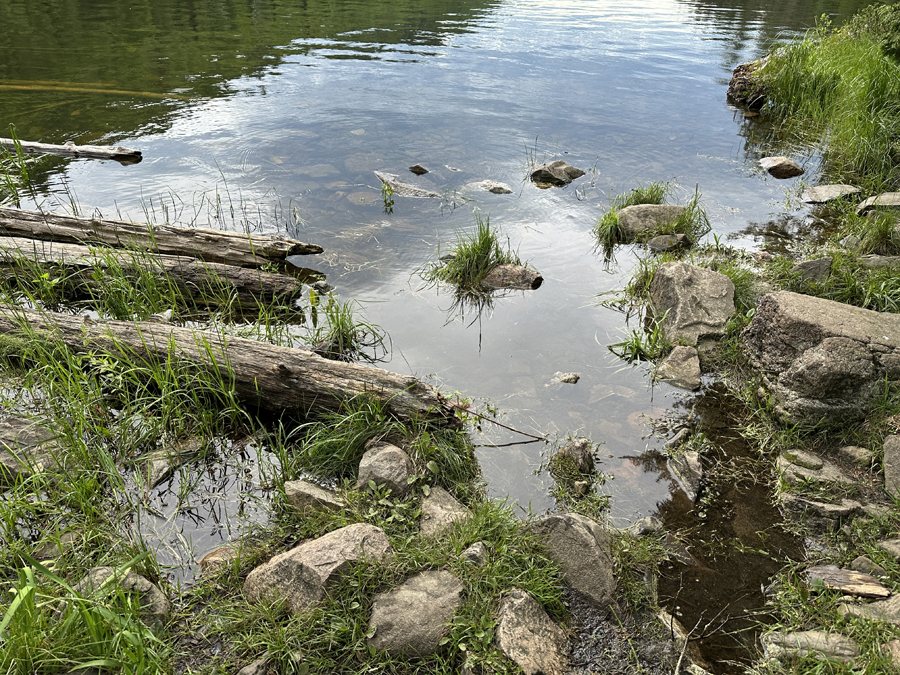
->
<box><xmin>617</xmin><ymin>204</ymin><xmax>685</xmax><ymax>243</ymax></box>
<box><xmin>0</xmin><ymin>416</ymin><xmax>63</xmax><ymax>484</ymax></box>
<box><xmin>496</xmin><ymin>588</ymin><xmax>568</xmax><ymax>675</ymax></box>
<box><xmin>530</xmin><ymin>160</ymin><xmax>584</xmax><ymax>187</ymax></box>
<box><xmin>357</xmin><ymin>444</ymin><xmax>412</xmax><ymax>496</ymax></box>
<box><xmin>649</xmin><ymin>262</ymin><xmax>735</xmax><ymax>346</ymax></box>
<box><xmin>244</xmin><ymin>523</ymin><xmax>392</xmax><ymax>614</ymax></box>
<box><xmin>742</xmin><ymin>291</ymin><xmax>900</xmax><ymax>422</ymax></box>
<box><xmin>527</xmin><ymin>513</ymin><xmax>616</xmax><ymax>608</ymax></box>
<box><xmin>367</xmin><ymin>570</ymin><xmax>464</xmax><ymax>656</ymax></box>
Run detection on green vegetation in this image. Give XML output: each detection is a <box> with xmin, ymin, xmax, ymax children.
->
<box><xmin>759</xmin><ymin>4</ymin><xmax>900</xmax><ymax>186</ymax></box>
<box><xmin>421</xmin><ymin>214</ymin><xmax>525</xmax><ymax>294</ymax></box>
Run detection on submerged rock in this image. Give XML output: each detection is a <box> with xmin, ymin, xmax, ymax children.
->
<box><xmin>530</xmin><ymin>160</ymin><xmax>584</xmax><ymax>187</ymax></box>
<box><xmin>801</xmin><ymin>184</ymin><xmax>860</xmax><ymax>204</ymax></box>
<box><xmin>496</xmin><ymin>588</ymin><xmax>568</xmax><ymax>675</ymax></box>
<box><xmin>374</xmin><ymin>171</ymin><xmax>441</xmax><ymax>198</ymax></box>
<box><xmin>649</xmin><ymin>262</ymin><xmax>735</xmax><ymax>346</ymax></box>
<box><xmin>408</xmin><ymin>163</ymin><xmax>429</xmax><ymax>175</ymax></box>
<box><xmin>554</xmin><ymin>371</ymin><xmax>580</xmax><ymax>384</ymax></box>
<box><xmin>467</xmin><ymin>179</ymin><xmax>513</xmax><ymax>194</ymax></box>
<box><xmin>759</xmin><ymin>156</ymin><xmax>804</xmax><ymax>179</ymax></box>
<box><xmin>727</xmin><ymin>60</ymin><xmax>767</xmax><ymax>109</ymax></box>
<box><xmin>367</xmin><ymin>570</ymin><xmax>464</xmax><ymax>656</ymax></box>
<box><xmin>481</xmin><ymin>264</ymin><xmax>543</xmax><ymax>290</ymax></box>
<box><xmin>617</xmin><ymin>204</ymin><xmax>685</xmax><ymax>243</ymax></box>
<box><xmin>742</xmin><ymin>291</ymin><xmax>900</xmax><ymax>422</ymax></box>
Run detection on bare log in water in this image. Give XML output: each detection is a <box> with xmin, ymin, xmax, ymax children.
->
<box><xmin>0</xmin><ymin>207</ymin><xmax>323</xmax><ymax>268</ymax></box>
<box><xmin>0</xmin><ymin>236</ymin><xmax>304</xmax><ymax>307</ymax></box>
<box><xmin>0</xmin><ymin>307</ymin><xmax>454</xmax><ymax>425</ymax></box>
<box><xmin>0</xmin><ymin>138</ymin><xmax>142</xmax><ymax>162</ymax></box>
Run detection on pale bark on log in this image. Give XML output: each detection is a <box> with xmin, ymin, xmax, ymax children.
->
<box><xmin>0</xmin><ymin>138</ymin><xmax>142</xmax><ymax>162</ymax></box>
<box><xmin>0</xmin><ymin>236</ymin><xmax>304</xmax><ymax>307</ymax></box>
<box><xmin>0</xmin><ymin>307</ymin><xmax>454</xmax><ymax>424</ymax></box>
<box><xmin>0</xmin><ymin>208</ymin><xmax>323</xmax><ymax>268</ymax></box>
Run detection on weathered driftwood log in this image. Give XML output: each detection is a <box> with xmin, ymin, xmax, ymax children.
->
<box><xmin>0</xmin><ymin>307</ymin><xmax>454</xmax><ymax>425</ymax></box>
<box><xmin>0</xmin><ymin>138</ymin><xmax>142</xmax><ymax>162</ymax></box>
<box><xmin>0</xmin><ymin>208</ymin><xmax>323</xmax><ymax>268</ymax></box>
<box><xmin>0</xmin><ymin>236</ymin><xmax>304</xmax><ymax>307</ymax></box>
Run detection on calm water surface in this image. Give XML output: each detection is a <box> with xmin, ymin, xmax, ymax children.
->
<box><xmin>0</xmin><ymin>0</ymin><xmax>875</xmax><ymax>579</ymax></box>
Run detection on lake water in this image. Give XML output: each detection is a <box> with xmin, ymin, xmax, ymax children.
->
<box><xmin>0</xmin><ymin>0</ymin><xmax>873</xmax><ymax>607</ymax></box>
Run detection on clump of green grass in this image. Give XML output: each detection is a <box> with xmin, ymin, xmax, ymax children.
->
<box><xmin>759</xmin><ymin>11</ymin><xmax>900</xmax><ymax>186</ymax></box>
<box><xmin>307</xmin><ymin>293</ymin><xmax>389</xmax><ymax>363</ymax></box>
<box><xmin>421</xmin><ymin>214</ymin><xmax>525</xmax><ymax>294</ymax></box>
<box><xmin>608</xmin><ymin>314</ymin><xmax>672</xmax><ymax>363</ymax></box>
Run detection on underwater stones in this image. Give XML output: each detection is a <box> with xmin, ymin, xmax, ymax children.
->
<box><xmin>856</xmin><ymin>192</ymin><xmax>900</xmax><ymax>215</ymax></box>
<box><xmin>649</xmin><ymin>262</ymin><xmax>735</xmax><ymax>346</ymax></box>
<box><xmin>762</xmin><ymin>630</ymin><xmax>859</xmax><ymax>665</ymax></box>
<box><xmin>72</xmin><ymin>567</ymin><xmax>171</xmax><ymax>627</ymax></box>
<box><xmin>883</xmin><ymin>435</ymin><xmax>900</xmax><ymax>497</ymax></box>
<box><xmin>530</xmin><ymin>160</ymin><xmax>584</xmax><ymax>187</ymax></box>
<box><xmin>284</xmin><ymin>480</ymin><xmax>344</xmax><ymax>514</ymax></box>
<box><xmin>555</xmin><ymin>371</ymin><xmax>580</xmax><ymax>384</ymax></box>
<box><xmin>742</xmin><ymin>291</ymin><xmax>900</xmax><ymax>422</ymax></box>
<box><xmin>420</xmin><ymin>486</ymin><xmax>469</xmax><ymax>537</ymax></box>
<box><xmin>367</xmin><ymin>570</ymin><xmax>464</xmax><ymax>656</ymax></box>
<box><xmin>527</xmin><ymin>513</ymin><xmax>616</xmax><ymax>608</ymax></box>
<box><xmin>0</xmin><ymin>416</ymin><xmax>63</xmax><ymax>484</ymax></box>
<box><xmin>480</xmin><ymin>264</ymin><xmax>543</xmax><ymax>290</ymax></box>
<box><xmin>759</xmin><ymin>156</ymin><xmax>804</xmax><ymax>178</ymax></box>
<box><xmin>357</xmin><ymin>443</ymin><xmax>413</xmax><ymax>496</ymax></box>
<box><xmin>668</xmin><ymin>450</ymin><xmax>703</xmax><ymax>502</ymax></box>
<box><xmin>140</xmin><ymin>437</ymin><xmax>203</xmax><ymax>489</ymax></box>
<box><xmin>374</xmin><ymin>171</ymin><xmax>441</xmax><ymax>198</ymax></box>
<box><xmin>243</xmin><ymin>523</ymin><xmax>392</xmax><ymax>614</ymax></box>
<box><xmin>655</xmin><ymin>346</ymin><xmax>701</xmax><ymax>391</ymax></box>
<box><xmin>467</xmin><ymin>179</ymin><xmax>513</xmax><ymax>194</ymax></box>
<box><xmin>496</xmin><ymin>588</ymin><xmax>568</xmax><ymax>675</ymax></box>
<box><xmin>801</xmin><ymin>184</ymin><xmax>860</xmax><ymax>204</ymax></box>
<box><xmin>617</xmin><ymin>204</ymin><xmax>685</xmax><ymax>243</ymax></box>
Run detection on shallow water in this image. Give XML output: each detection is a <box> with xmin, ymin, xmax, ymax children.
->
<box><xmin>0</xmin><ymin>0</ymin><xmax>875</xmax><ymax>651</ymax></box>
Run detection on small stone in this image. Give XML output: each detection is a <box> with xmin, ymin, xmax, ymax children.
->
<box><xmin>198</xmin><ymin>545</ymin><xmax>238</xmax><ymax>575</ymax></box>
<box><xmin>883</xmin><ymin>436</ymin><xmax>900</xmax><ymax>497</ymax></box>
<box><xmin>627</xmin><ymin>516</ymin><xmax>663</xmax><ymax>537</ymax></box>
<box><xmin>481</xmin><ymin>264</ymin><xmax>543</xmax><ymax>291</ymax></box>
<box><xmin>530</xmin><ymin>160</ymin><xmax>584</xmax><ymax>187</ymax></box>
<box><xmin>312</xmin><ymin>280</ymin><xmax>333</xmax><ymax>293</ymax></box>
<box><xmin>237</xmin><ymin>655</ymin><xmax>273</xmax><ymax>675</ymax></box>
<box><xmin>789</xmin><ymin>257</ymin><xmax>832</xmax><ymax>283</ymax></box>
<box><xmin>777</xmin><ymin>449</ymin><xmax>853</xmax><ymax>485</ymax></box>
<box><xmin>759</xmin><ymin>156</ymin><xmax>804</xmax><ymax>179</ymax></box>
<box><xmin>840</xmin><ymin>234</ymin><xmax>862</xmax><ymax>250</ymax></box>
<box><xmin>850</xmin><ymin>556</ymin><xmax>887</xmax><ymax>578</ymax></box>
<box><xmin>0</xmin><ymin>416</ymin><xmax>63</xmax><ymax>484</ymax></box>
<box><xmin>665</xmin><ymin>428</ymin><xmax>690</xmax><ymax>450</ymax></box>
<box><xmin>460</xmin><ymin>541</ymin><xmax>490</xmax><ymax>565</ymax></box>
<box><xmin>647</xmin><ymin>233</ymin><xmax>690</xmax><ymax>253</ymax></box>
<box><xmin>778</xmin><ymin>494</ymin><xmax>861</xmax><ymax>534</ymax></box>
<box><xmin>838</xmin><ymin>445</ymin><xmax>874</xmax><ymax>468</ymax></box>
<box><xmin>555</xmin><ymin>372</ymin><xmax>580</xmax><ymax>384</ymax></box>
<box><xmin>357</xmin><ymin>443</ymin><xmax>413</xmax><ymax>496</ymax></box>
<box><xmin>33</xmin><ymin>531</ymin><xmax>79</xmax><ymax>560</ymax></box>
<box><xmin>655</xmin><ymin>346</ymin><xmax>701</xmax><ymax>391</ymax></box>
<box><xmin>801</xmin><ymin>185</ymin><xmax>860</xmax><ymax>204</ymax></box>
<box><xmin>408</xmin><ymin>164</ymin><xmax>429</xmax><ymax>175</ymax></box>
<box><xmin>466</xmin><ymin>179</ymin><xmax>513</xmax><ymax>194</ymax></box>
<box><xmin>496</xmin><ymin>588</ymin><xmax>568</xmax><ymax>675</ymax></box>
<box><xmin>555</xmin><ymin>438</ymin><xmax>594</xmax><ymax>474</ymax></box>
<box><xmin>669</xmin><ymin>450</ymin><xmax>702</xmax><ymax>502</ymax></box>
<box><xmin>284</xmin><ymin>480</ymin><xmax>344</xmax><ymax>513</ymax></box>
<box><xmin>877</xmin><ymin>538</ymin><xmax>900</xmax><ymax>560</ymax></box>
<box><xmin>420</xmin><ymin>486</ymin><xmax>469</xmax><ymax>537</ymax></box>
<box><xmin>881</xmin><ymin>640</ymin><xmax>900</xmax><ymax>669</ymax></box>
<box><xmin>71</xmin><ymin>567</ymin><xmax>171</xmax><ymax>627</ymax></box>
<box><xmin>148</xmin><ymin>309</ymin><xmax>174</xmax><ymax>324</ymax></box>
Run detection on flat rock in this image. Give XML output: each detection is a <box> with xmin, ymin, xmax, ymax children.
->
<box><xmin>530</xmin><ymin>160</ymin><xmax>584</xmax><ymax>187</ymax></box>
<box><xmin>467</xmin><ymin>179</ymin><xmax>513</xmax><ymax>194</ymax></box>
<box><xmin>778</xmin><ymin>494</ymin><xmax>861</xmax><ymax>534</ymax></box>
<box><xmin>837</xmin><ymin>445</ymin><xmax>874</xmax><ymax>468</ymax></box>
<box><xmin>367</xmin><ymin>570</ymin><xmax>464</xmax><ymax>656</ymax></box>
<box><xmin>244</xmin><ymin>523</ymin><xmax>392</xmax><ymax>614</ymax></box>
<box><xmin>140</xmin><ymin>437</ymin><xmax>203</xmax><ymax>488</ymax></box>
<box><xmin>284</xmin><ymin>480</ymin><xmax>343</xmax><ymax>513</ymax></box>
<box><xmin>777</xmin><ymin>449</ymin><xmax>853</xmax><ymax>485</ymax></box>
<box><xmin>374</xmin><ymin>171</ymin><xmax>441</xmax><ymax>198</ymax></box>
<box><xmin>859</xmin><ymin>255</ymin><xmax>900</xmax><ymax>268</ymax></box>
<box><xmin>0</xmin><ymin>416</ymin><xmax>63</xmax><ymax>484</ymax></box>
<box><xmin>856</xmin><ymin>192</ymin><xmax>900</xmax><ymax>215</ymax></box>
<box><xmin>357</xmin><ymin>443</ymin><xmax>412</xmax><ymax>496</ymax></box>
<box><xmin>481</xmin><ymin>264</ymin><xmax>543</xmax><ymax>291</ymax></box>
<box><xmin>741</xmin><ymin>291</ymin><xmax>900</xmax><ymax>422</ymax></box>
<box><xmin>73</xmin><ymin>567</ymin><xmax>170</xmax><ymax>627</ymax></box>
<box><xmin>806</xmin><ymin>565</ymin><xmax>891</xmax><ymax>598</ymax></box>
<box><xmin>759</xmin><ymin>156</ymin><xmax>804</xmax><ymax>179</ymax></box>
<box><xmin>762</xmin><ymin>630</ymin><xmax>859</xmax><ymax>665</ymax></box>
<box><xmin>647</xmin><ymin>233</ymin><xmax>690</xmax><ymax>253</ymax></box>
<box><xmin>527</xmin><ymin>512</ymin><xmax>616</xmax><ymax>608</ymax></box>
<box><xmin>496</xmin><ymin>588</ymin><xmax>568</xmax><ymax>675</ymax></box>
<box><xmin>655</xmin><ymin>346</ymin><xmax>701</xmax><ymax>390</ymax></box>
<box><xmin>850</xmin><ymin>555</ymin><xmax>887</xmax><ymax>577</ymax></box>
<box><xmin>801</xmin><ymin>184</ymin><xmax>860</xmax><ymax>203</ymax></box>
<box><xmin>555</xmin><ymin>438</ymin><xmax>594</xmax><ymax>474</ymax></box>
<box><xmin>669</xmin><ymin>450</ymin><xmax>702</xmax><ymax>502</ymax></box>
<box><xmin>884</xmin><ymin>436</ymin><xmax>900</xmax><ymax>497</ymax></box>
<box><xmin>839</xmin><ymin>594</ymin><xmax>900</xmax><ymax>624</ymax></box>
<box><xmin>877</xmin><ymin>538</ymin><xmax>900</xmax><ymax>560</ymax></box>
<box><xmin>420</xmin><ymin>486</ymin><xmax>468</xmax><ymax>537</ymax></box>
<box><xmin>617</xmin><ymin>204</ymin><xmax>685</xmax><ymax>243</ymax></box>
<box><xmin>649</xmin><ymin>262</ymin><xmax>735</xmax><ymax>346</ymax></box>
<box><xmin>789</xmin><ymin>257</ymin><xmax>832</xmax><ymax>283</ymax></box>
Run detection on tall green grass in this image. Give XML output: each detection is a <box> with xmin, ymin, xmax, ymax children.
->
<box><xmin>760</xmin><ymin>11</ymin><xmax>900</xmax><ymax>186</ymax></box>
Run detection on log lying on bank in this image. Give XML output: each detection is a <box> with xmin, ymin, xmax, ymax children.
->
<box><xmin>0</xmin><ymin>138</ymin><xmax>142</xmax><ymax>163</ymax></box>
<box><xmin>0</xmin><ymin>307</ymin><xmax>455</xmax><ymax>425</ymax></box>
<box><xmin>0</xmin><ymin>236</ymin><xmax>304</xmax><ymax>307</ymax></box>
<box><xmin>0</xmin><ymin>207</ymin><xmax>323</xmax><ymax>269</ymax></box>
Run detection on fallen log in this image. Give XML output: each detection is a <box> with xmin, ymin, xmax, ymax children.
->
<box><xmin>0</xmin><ymin>207</ymin><xmax>323</xmax><ymax>268</ymax></box>
<box><xmin>0</xmin><ymin>138</ymin><xmax>142</xmax><ymax>163</ymax></box>
<box><xmin>0</xmin><ymin>307</ymin><xmax>455</xmax><ymax>425</ymax></box>
<box><xmin>0</xmin><ymin>236</ymin><xmax>304</xmax><ymax>308</ymax></box>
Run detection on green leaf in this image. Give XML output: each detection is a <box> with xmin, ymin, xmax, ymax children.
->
<box><xmin>426</xmin><ymin>461</ymin><xmax>439</xmax><ymax>474</ymax></box>
<box><xmin>368</xmin><ymin>479</ymin><xmax>377</xmax><ymax>491</ymax></box>
<box><xmin>422</xmin><ymin>484</ymin><xmax>431</xmax><ymax>497</ymax></box>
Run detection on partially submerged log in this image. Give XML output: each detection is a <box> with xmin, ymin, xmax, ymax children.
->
<box><xmin>0</xmin><ymin>236</ymin><xmax>304</xmax><ymax>307</ymax></box>
<box><xmin>0</xmin><ymin>138</ymin><xmax>142</xmax><ymax>163</ymax></box>
<box><xmin>0</xmin><ymin>307</ymin><xmax>455</xmax><ymax>425</ymax></box>
<box><xmin>0</xmin><ymin>207</ymin><xmax>323</xmax><ymax>268</ymax></box>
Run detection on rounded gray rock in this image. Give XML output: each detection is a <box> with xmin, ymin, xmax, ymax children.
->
<box><xmin>357</xmin><ymin>443</ymin><xmax>412</xmax><ymax>496</ymax></box>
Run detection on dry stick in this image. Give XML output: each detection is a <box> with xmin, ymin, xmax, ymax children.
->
<box><xmin>448</xmin><ymin>403</ymin><xmax>547</xmax><ymax>441</ymax></box>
